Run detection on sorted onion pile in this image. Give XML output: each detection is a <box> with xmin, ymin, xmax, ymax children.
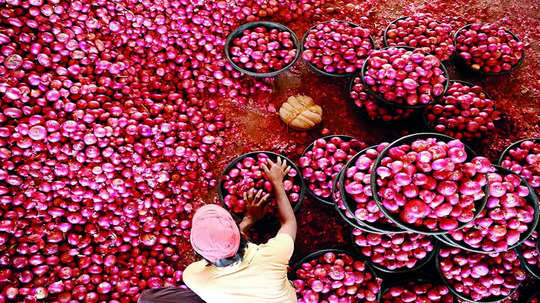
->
<box><xmin>221</xmin><ymin>153</ymin><xmax>301</xmax><ymax>214</ymax></box>
<box><xmin>425</xmin><ymin>81</ymin><xmax>500</xmax><ymax>140</ymax></box>
<box><xmin>447</xmin><ymin>169</ymin><xmax>536</xmax><ymax>252</ymax></box>
<box><xmin>302</xmin><ymin>21</ymin><xmax>373</xmax><ymax>75</ymax></box>
<box><xmin>374</xmin><ymin>137</ymin><xmax>489</xmax><ymax>232</ymax></box>
<box><xmin>454</xmin><ymin>23</ymin><xmax>524</xmax><ymax>74</ymax></box>
<box><xmin>500</xmin><ymin>139</ymin><xmax>540</xmax><ymax>195</ymax></box>
<box><xmin>293</xmin><ymin>251</ymin><xmax>382</xmax><ymax>303</ymax></box>
<box><xmin>438</xmin><ymin>247</ymin><xmax>526</xmax><ymax>301</ymax></box>
<box><xmin>352</xmin><ymin>228</ymin><xmax>435</xmax><ymax>271</ymax></box>
<box><xmin>381</xmin><ymin>281</ymin><xmax>454</xmax><ymax>303</ymax></box>
<box><xmin>350</xmin><ymin>76</ymin><xmax>415</xmax><ymax>121</ymax></box>
<box><xmin>385</xmin><ymin>14</ymin><xmax>455</xmax><ymax>61</ymax></box>
<box><xmin>229</xmin><ymin>26</ymin><xmax>297</xmax><ymax>73</ymax></box>
<box><xmin>299</xmin><ymin>136</ymin><xmax>367</xmax><ymax>202</ymax></box>
<box><xmin>343</xmin><ymin>143</ymin><xmax>396</xmax><ymax>227</ymax></box>
<box><xmin>363</xmin><ymin>47</ymin><xmax>447</xmax><ymax>107</ymax></box>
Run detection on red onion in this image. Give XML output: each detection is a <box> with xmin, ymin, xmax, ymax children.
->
<box><xmin>363</xmin><ymin>47</ymin><xmax>447</xmax><ymax>107</ymax></box>
<box><xmin>299</xmin><ymin>136</ymin><xmax>367</xmax><ymax>201</ymax></box>
<box><xmin>381</xmin><ymin>281</ymin><xmax>453</xmax><ymax>303</ymax></box>
<box><xmin>520</xmin><ymin>231</ymin><xmax>540</xmax><ymax>271</ymax></box>
<box><xmin>501</xmin><ymin>139</ymin><xmax>540</xmax><ymax>195</ymax></box>
<box><xmin>302</xmin><ymin>21</ymin><xmax>373</xmax><ymax>75</ymax></box>
<box><xmin>455</xmin><ymin>23</ymin><xmax>524</xmax><ymax>74</ymax></box>
<box><xmin>385</xmin><ymin>14</ymin><xmax>455</xmax><ymax>61</ymax></box>
<box><xmin>229</xmin><ymin>26</ymin><xmax>297</xmax><ymax>73</ymax></box>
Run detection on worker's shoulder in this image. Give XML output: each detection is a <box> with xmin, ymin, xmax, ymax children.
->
<box><xmin>183</xmin><ymin>260</ymin><xmax>209</xmax><ymax>283</ymax></box>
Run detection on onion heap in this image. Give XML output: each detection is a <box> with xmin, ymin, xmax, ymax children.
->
<box><xmin>0</xmin><ymin>0</ymin><xmax>326</xmax><ymax>301</ymax></box>
<box><xmin>425</xmin><ymin>81</ymin><xmax>500</xmax><ymax>140</ymax></box>
<box><xmin>352</xmin><ymin>228</ymin><xmax>435</xmax><ymax>271</ymax></box>
<box><xmin>381</xmin><ymin>281</ymin><xmax>453</xmax><ymax>303</ymax></box>
<box><xmin>519</xmin><ymin>231</ymin><xmax>540</xmax><ymax>272</ymax></box>
<box><xmin>363</xmin><ymin>47</ymin><xmax>447</xmax><ymax>107</ymax></box>
<box><xmin>374</xmin><ymin>138</ymin><xmax>489</xmax><ymax>231</ymax></box>
<box><xmin>447</xmin><ymin>169</ymin><xmax>536</xmax><ymax>252</ymax></box>
<box><xmin>221</xmin><ymin>153</ymin><xmax>301</xmax><ymax>214</ymax></box>
<box><xmin>293</xmin><ymin>251</ymin><xmax>382</xmax><ymax>303</ymax></box>
<box><xmin>385</xmin><ymin>14</ymin><xmax>455</xmax><ymax>61</ymax></box>
<box><xmin>343</xmin><ymin>143</ymin><xmax>396</xmax><ymax>226</ymax></box>
<box><xmin>229</xmin><ymin>26</ymin><xmax>297</xmax><ymax>73</ymax></box>
<box><xmin>454</xmin><ymin>23</ymin><xmax>524</xmax><ymax>74</ymax></box>
<box><xmin>500</xmin><ymin>139</ymin><xmax>540</xmax><ymax>195</ymax></box>
<box><xmin>350</xmin><ymin>76</ymin><xmax>415</xmax><ymax>121</ymax></box>
<box><xmin>302</xmin><ymin>21</ymin><xmax>373</xmax><ymax>75</ymax></box>
<box><xmin>299</xmin><ymin>136</ymin><xmax>367</xmax><ymax>201</ymax></box>
<box><xmin>438</xmin><ymin>247</ymin><xmax>526</xmax><ymax>301</ymax></box>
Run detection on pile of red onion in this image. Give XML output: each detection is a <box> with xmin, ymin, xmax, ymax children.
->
<box><xmin>302</xmin><ymin>21</ymin><xmax>373</xmax><ymax>75</ymax></box>
<box><xmin>299</xmin><ymin>136</ymin><xmax>367</xmax><ymax>201</ymax></box>
<box><xmin>0</xmin><ymin>0</ymin><xmax>327</xmax><ymax>301</ymax></box>
<box><xmin>454</xmin><ymin>23</ymin><xmax>524</xmax><ymax>74</ymax></box>
<box><xmin>447</xmin><ymin>169</ymin><xmax>536</xmax><ymax>252</ymax></box>
<box><xmin>352</xmin><ymin>228</ymin><xmax>435</xmax><ymax>271</ymax></box>
<box><xmin>293</xmin><ymin>251</ymin><xmax>382</xmax><ymax>303</ymax></box>
<box><xmin>438</xmin><ymin>247</ymin><xmax>526</xmax><ymax>301</ymax></box>
<box><xmin>350</xmin><ymin>76</ymin><xmax>415</xmax><ymax>121</ymax></box>
<box><xmin>384</xmin><ymin>14</ymin><xmax>455</xmax><ymax>61</ymax></box>
<box><xmin>374</xmin><ymin>137</ymin><xmax>489</xmax><ymax>232</ymax></box>
<box><xmin>221</xmin><ymin>153</ymin><xmax>301</xmax><ymax>214</ymax></box>
<box><xmin>519</xmin><ymin>231</ymin><xmax>540</xmax><ymax>273</ymax></box>
<box><xmin>500</xmin><ymin>139</ymin><xmax>540</xmax><ymax>195</ymax></box>
<box><xmin>342</xmin><ymin>143</ymin><xmax>396</xmax><ymax>227</ymax></box>
<box><xmin>425</xmin><ymin>81</ymin><xmax>500</xmax><ymax>140</ymax></box>
<box><xmin>229</xmin><ymin>26</ymin><xmax>297</xmax><ymax>73</ymax></box>
<box><xmin>381</xmin><ymin>281</ymin><xmax>453</xmax><ymax>303</ymax></box>
<box><xmin>363</xmin><ymin>47</ymin><xmax>447</xmax><ymax>107</ymax></box>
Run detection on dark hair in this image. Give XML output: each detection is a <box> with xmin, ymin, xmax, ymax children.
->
<box><xmin>195</xmin><ymin>236</ymin><xmax>248</xmax><ymax>267</ymax></box>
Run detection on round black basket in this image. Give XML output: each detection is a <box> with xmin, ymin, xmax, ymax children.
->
<box><xmin>300</xmin><ymin>135</ymin><xmax>357</xmax><ymax>205</ymax></box>
<box><xmin>370</xmin><ymin>132</ymin><xmax>489</xmax><ymax>235</ymax></box>
<box><xmin>301</xmin><ymin>20</ymin><xmax>376</xmax><ymax>78</ymax></box>
<box><xmin>332</xmin><ymin>168</ymin><xmax>381</xmax><ymax>233</ymax></box>
<box><xmin>361</xmin><ymin>46</ymin><xmax>450</xmax><ymax>109</ymax></box>
<box><xmin>291</xmin><ymin>249</ymin><xmax>381</xmax><ymax>302</ymax></box>
<box><xmin>516</xmin><ymin>231</ymin><xmax>540</xmax><ymax>279</ymax></box>
<box><xmin>350</xmin><ymin>228</ymin><xmax>439</xmax><ymax>274</ymax></box>
<box><xmin>224</xmin><ymin>21</ymin><xmax>301</xmax><ymax>77</ymax></box>
<box><xmin>435</xmin><ymin>245</ymin><xmax>518</xmax><ymax>303</ymax></box>
<box><xmin>452</xmin><ymin>23</ymin><xmax>525</xmax><ymax>76</ymax></box>
<box><xmin>339</xmin><ymin>146</ymin><xmax>405</xmax><ymax>233</ymax></box>
<box><xmin>379</xmin><ymin>276</ymin><xmax>458</xmax><ymax>303</ymax></box>
<box><xmin>439</xmin><ymin>165</ymin><xmax>539</xmax><ymax>254</ymax></box>
<box><xmin>422</xmin><ymin>80</ymin><xmax>496</xmax><ymax>138</ymax></box>
<box><xmin>217</xmin><ymin>151</ymin><xmax>306</xmax><ymax>218</ymax></box>
<box><xmin>497</xmin><ymin>138</ymin><xmax>540</xmax><ymax>166</ymax></box>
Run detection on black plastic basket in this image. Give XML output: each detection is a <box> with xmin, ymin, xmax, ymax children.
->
<box><xmin>332</xmin><ymin>168</ymin><xmax>381</xmax><ymax>233</ymax></box>
<box><xmin>224</xmin><ymin>21</ymin><xmax>301</xmax><ymax>77</ymax></box>
<box><xmin>370</xmin><ymin>132</ymin><xmax>488</xmax><ymax>235</ymax></box>
<box><xmin>435</xmin><ymin>245</ymin><xmax>518</xmax><ymax>303</ymax></box>
<box><xmin>300</xmin><ymin>135</ymin><xmax>357</xmax><ymax>205</ymax></box>
<box><xmin>497</xmin><ymin>138</ymin><xmax>540</xmax><ymax>166</ymax></box>
<box><xmin>379</xmin><ymin>276</ymin><xmax>458</xmax><ymax>303</ymax></box>
<box><xmin>339</xmin><ymin>146</ymin><xmax>405</xmax><ymax>233</ymax></box>
<box><xmin>349</xmin><ymin>228</ymin><xmax>439</xmax><ymax>274</ymax></box>
<box><xmin>291</xmin><ymin>248</ymin><xmax>381</xmax><ymax>302</ymax></box>
<box><xmin>439</xmin><ymin>165</ymin><xmax>539</xmax><ymax>254</ymax></box>
<box><xmin>452</xmin><ymin>23</ymin><xmax>525</xmax><ymax>76</ymax></box>
<box><xmin>301</xmin><ymin>20</ymin><xmax>376</xmax><ymax>78</ymax></box>
<box><xmin>361</xmin><ymin>46</ymin><xmax>450</xmax><ymax>109</ymax></box>
<box><xmin>217</xmin><ymin>151</ymin><xmax>306</xmax><ymax>218</ymax></box>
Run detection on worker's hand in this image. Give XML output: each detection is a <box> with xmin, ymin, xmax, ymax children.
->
<box><xmin>240</xmin><ymin>189</ymin><xmax>270</xmax><ymax>233</ymax></box>
<box><xmin>262</xmin><ymin>157</ymin><xmax>291</xmax><ymax>186</ymax></box>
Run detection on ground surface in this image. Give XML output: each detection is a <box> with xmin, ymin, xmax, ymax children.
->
<box><xmin>207</xmin><ymin>0</ymin><xmax>540</xmax><ymax>300</ymax></box>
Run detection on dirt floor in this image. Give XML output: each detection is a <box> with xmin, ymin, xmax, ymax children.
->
<box><xmin>205</xmin><ymin>0</ymin><xmax>540</xmax><ymax>300</ymax></box>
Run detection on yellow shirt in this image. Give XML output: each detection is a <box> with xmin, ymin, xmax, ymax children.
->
<box><xmin>183</xmin><ymin>233</ymin><xmax>297</xmax><ymax>303</ymax></box>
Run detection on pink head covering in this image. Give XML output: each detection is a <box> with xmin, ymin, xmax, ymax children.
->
<box><xmin>190</xmin><ymin>204</ymin><xmax>240</xmax><ymax>263</ymax></box>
